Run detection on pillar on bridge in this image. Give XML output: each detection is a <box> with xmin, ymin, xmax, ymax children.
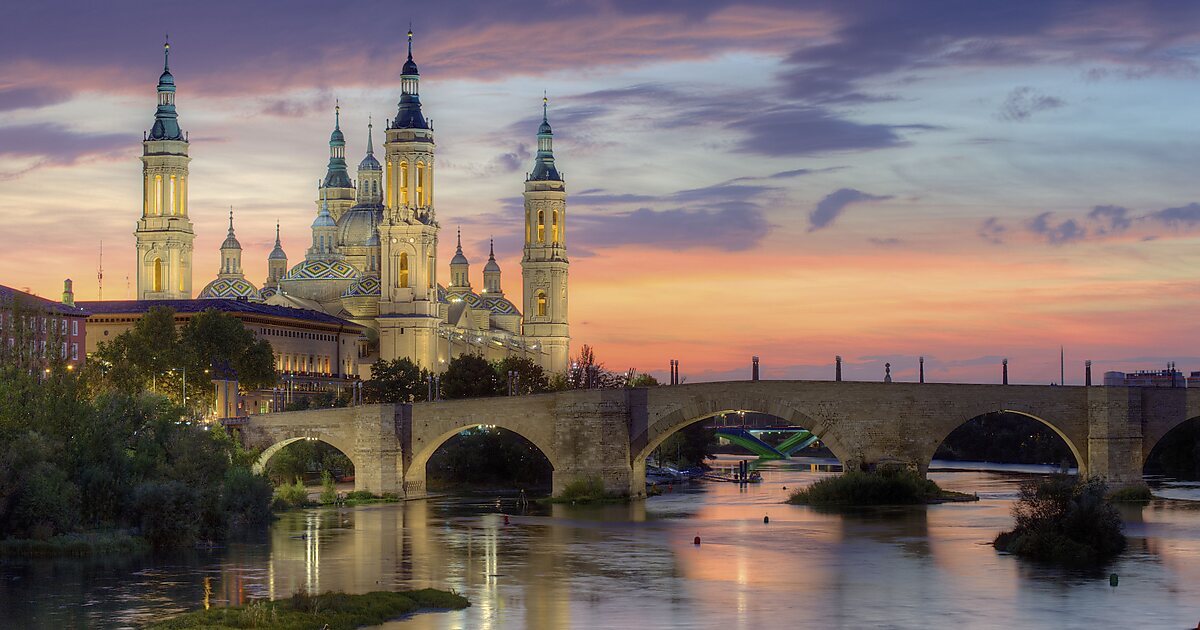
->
<box><xmin>553</xmin><ymin>389</ymin><xmax>636</xmax><ymax>497</ymax></box>
<box><xmin>352</xmin><ymin>405</ymin><xmax>403</xmax><ymax>495</ymax></box>
<box><xmin>1086</xmin><ymin>387</ymin><xmax>1146</xmax><ymax>489</ymax></box>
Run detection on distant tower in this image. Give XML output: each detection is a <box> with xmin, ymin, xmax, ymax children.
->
<box><xmin>309</xmin><ymin>186</ymin><xmax>341</xmax><ymax>261</ymax></box>
<box><xmin>135</xmin><ymin>39</ymin><xmax>194</xmax><ymax>300</ymax></box>
<box><xmin>266</xmin><ymin>222</ymin><xmax>288</xmax><ymax>287</ymax></box>
<box><xmin>483</xmin><ymin>238</ymin><xmax>502</xmax><ymax>295</ymax></box>
<box><xmin>377</xmin><ymin>29</ymin><xmax>441</xmax><ymax>369</ymax></box>
<box><xmin>320</xmin><ymin>103</ymin><xmax>356</xmax><ymax>222</ymax></box>
<box><xmin>357</xmin><ymin>117</ymin><xmax>383</xmax><ymax>206</ymax></box>
<box><xmin>218</xmin><ymin>209</ymin><xmax>244</xmax><ymax>278</ymax></box>
<box><xmin>448</xmin><ymin>229</ymin><xmax>470</xmax><ymax>290</ymax></box>
<box><xmin>521</xmin><ymin>96</ymin><xmax>570</xmax><ymax>373</ymax></box>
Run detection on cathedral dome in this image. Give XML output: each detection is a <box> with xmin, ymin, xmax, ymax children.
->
<box><xmin>336</xmin><ymin>206</ymin><xmax>382</xmax><ymax>248</ymax></box>
<box><xmin>260</xmin><ymin>285</ymin><xmax>279</xmax><ymax>299</ymax></box>
<box><xmin>484</xmin><ymin>295</ymin><xmax>519</xmax><ymax>316</ymax></box>
<box><xmin>198</xmin><ymin>277</ymin><xmax>262</xmax><ymax>302</ymax></box>
<box><xmin>285</xmin><ymin>259</ymin><xmax>359</xmax><ymax>281</ymax></box>
<box><xmin>359</xmin><ymin>152</ymin><xmax>381</xmax><ymax>171</ymax></box>
<box><xmin>341</xmin><ymin>274</ymin><xmax>381</xmax><ymax>298</ymax></box>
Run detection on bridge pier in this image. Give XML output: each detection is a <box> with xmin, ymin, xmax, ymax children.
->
<box><xmin>552</xmin><ymin>390</ymin><xmax>637</xmax><ymax>497</ymax></box>
<box><xmin>352</xmin><ymin>405</ymin><xmax>403</xmax><ymax>496</ymax></box>
<box><xmin>1087</xmin><ymin>387</ymin><xmax>1147</xmax><ymax>489</ymax></box>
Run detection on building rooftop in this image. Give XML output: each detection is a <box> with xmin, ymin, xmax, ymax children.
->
<box><xmin>0</xmin><ymin>284</ymin><xmax>90</xmax><ymax>317</ymax></box>
<box><xmin>76</xmin><ymin>298</ymin><xmax>362</xmax><ymax>330</ymax></box>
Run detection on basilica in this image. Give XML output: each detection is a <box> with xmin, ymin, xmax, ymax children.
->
<box><xmin>132</xmin><ymin>34</ymin><xmax>570</xmax><ymax>377</ymax></box>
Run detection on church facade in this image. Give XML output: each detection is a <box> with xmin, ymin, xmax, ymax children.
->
<box><xmin>134</xmin><ymin>34</ymin><xmax>570</xmax><ymax>377</ymax></box>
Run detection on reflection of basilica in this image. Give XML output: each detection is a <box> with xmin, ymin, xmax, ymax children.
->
<box><xmin>131</xmin><ymin>34</ymin><xmax>570</xmax><ymax>378</ymax></box>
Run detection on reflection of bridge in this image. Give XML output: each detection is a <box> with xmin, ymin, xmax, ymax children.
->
<box><xmin>241</xmin><ymin>380</ymin><xmax>1199</xmax><ymax>497</ymax></box>
<box><xmin>713</xmin><ymin>427</ymin><xmax>818</xmax><ymax>459</ymax></box>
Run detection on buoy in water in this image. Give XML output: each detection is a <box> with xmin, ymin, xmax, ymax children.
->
<box><xmin>693</xmin><ymin>535</ymin><xmax>701</xmax><ymax>546</ymax></box>
<box><xmin>503</xmin><ymin>515</ymin><xmax>510</xmax><ymax>525</ymax></box>
<box><xmin>763</xmin><ymin>515</ymin><xmax>769</xmax><ymax>524</ymax></box>
<box><xmin>1109</xmin><ymin>573</ymin><xmax>1118</xmax><ymax>587</ymax></box>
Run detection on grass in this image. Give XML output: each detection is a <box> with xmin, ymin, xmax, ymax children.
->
<box><xmin>541</xmin><ymin>477</ymin><xmax>630</xmax><ymax>504</ymax></box>
<box><xmin>0</xmin><ymin>531</ymin><xmax>150</xmax><ymax>557</ymax></box>
<box><xmin>787</xmin><ymin>468</ymin><xmax>976</xmax><ymax>507</ymax></box>
<box><xmin>147</xmin><ymin>588</ymin><xmax>469</xmax><ymax>630</ymax></box>
<box><xmin>342</xmin><ymin>491</ymin><xmax>402</xmax><ymax>506</ymax></box>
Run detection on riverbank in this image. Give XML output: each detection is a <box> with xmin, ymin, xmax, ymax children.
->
<box><xmin>0</xmin><ymin>531</ymin><xmax>148</xmax><ymax>557</ymax></box>
<box><xmin>147</xmin><ymin>588</ymin><xmax>469</xmax><ymax>629</ymax></box>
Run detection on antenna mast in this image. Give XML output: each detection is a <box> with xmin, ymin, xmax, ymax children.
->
<box><xmin>98</xmin><ymin>240</ymin><xmax>104</xmax><ymax>301</ymax></box>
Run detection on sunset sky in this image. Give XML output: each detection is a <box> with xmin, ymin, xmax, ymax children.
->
<box><xmin>5</xmin><ymin>1</ymin><xmax>1200</xmax><ymax>384</ymax></box>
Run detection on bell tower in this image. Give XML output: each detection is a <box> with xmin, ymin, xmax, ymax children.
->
<box><xmin>521</xmin><ymin>96</ymin><xmax>570</xmax><ymax>373</ymax></box>
<box><xmin>377</xmin><ymin>29</ymin><xmax>441</xmax><ymax>369</ymax></box>
<box><xmin>136</xmin><ymin>39</ymin><xmax>194</xmax><ymax>300</ymax></box>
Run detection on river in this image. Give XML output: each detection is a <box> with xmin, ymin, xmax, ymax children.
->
<box><xmin>3</xmin><ymin>457</ymin><xmax>1200</xmax><ymax>629</ymax></box>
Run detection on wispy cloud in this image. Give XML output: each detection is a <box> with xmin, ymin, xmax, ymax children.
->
<box><xmin>809</xmin><ymin>188</ymin><xmax>891</xmax><ymax>232</ymax></box>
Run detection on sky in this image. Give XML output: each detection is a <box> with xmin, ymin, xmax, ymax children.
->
<box><xmin>4</xmin><ymin>1</ymin><xmax>1200</xmax><ymax>384</ymax></box>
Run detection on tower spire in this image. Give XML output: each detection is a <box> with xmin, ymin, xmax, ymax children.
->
<box><xmin>335</xmin><ymin>99</ymin><xmax>341</xmax><ymax>130</ymax></box>
<box><xmin>163</xmin><ymin>35</ymin><xmax>170</xmax><ymax>71</ymax></box>
<box><xmin>366</xmin><ymin>115</ymin><xmax>374</xmax><ymax>155</ymax></box>
<box><xmin>457</xmin><ymin>226</ymin><xmax>463</xmax><ymax>253</ymax></box>
<box><xmin>407</xmin><ymin>25</ymin><xmax>414</xmax><ymax>60</ymax></box>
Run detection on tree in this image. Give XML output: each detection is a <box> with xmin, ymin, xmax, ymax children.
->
<box><xmin>494</xmin><ymin>356</ymin><xmax>550</xmax><ymax>395</ymax></box>
<box><xmin>441</xmin><ymin>354</ymin><xmax>501</xmax><ymax>399</ymax></box>
<box><xmin>93</xmin><ymin>307</ymin><xmax>277</xmax><ymax>414</ymax></box>
<box><xmin>363</xmin><ymin>357</ymin><xmax>429</xmax><ymax>403</ymax></box>
<box><xmin>561</xmin><ymin>344</ymin><xmax>627</xmax><ymax>389</ymax></box>
<box><xmin>629</xmin><ymin>372</ymin><xmax>660</xmax><ymax>387</ymax></box>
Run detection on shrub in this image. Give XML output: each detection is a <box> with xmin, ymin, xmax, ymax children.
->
<box><xmin>273</xmin><ymin>479</ymin><xmax>310</xmax><ymax>509</ymax></box>
<box><xmin>1107</xmin><ymin>484</ymin><xmax>1153</xmax><ymax>502</ymax></box>
<box><xmin>994</xmin><ymin>475</ymin><xmax>1126</xmax><ymax>566</ymax></box>
<box><xmin>787</xmin><ymin>468</ymin><xmax>943</xmax><ymax>506</ymax></box>
<box><xmin>5</xmin><ymin>461</ymin><xmax>81</xmax><ymax>539</ymax></box>
<box><xmin>220</xmin><ymin>467</ymin><xmax>274</xmax><ymax>527</ymax></box>
<box><xmin>319</xmin><ymin>470</ymin><xmax>339</xmax><ymax>505</ymax></box>
<box><xmin>132</xmin><ymin>480</ymin><xmax>202</xmax><ymax>549</ymax></box>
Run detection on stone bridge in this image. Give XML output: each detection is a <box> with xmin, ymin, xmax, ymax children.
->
<box><xmin>240</xmin><ymin>380</ymin><xmax>1200</xmax><ymax>497</ymax></box>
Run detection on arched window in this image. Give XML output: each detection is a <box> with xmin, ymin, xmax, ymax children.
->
<box><xmin>400</xmin><ymin>161</ymin><xmax>409</xmax><ymax>205</ymax></box>
<box><xmin>386</xmin><ymin>160</ymin><xmax>393</xmax><ymax>203</ymax></box>
<box><xmin>416</xmin><ymin>162</ymin><xmax>425</xmax><ymax>206</ymax></box>
<box><xmin>169</xmin><ymin>175</ymin><xmax>177</xmax><ymax>216</ymax></box>
<box><xmin>428</xmin><ymin>254</ymin><xmax>435</xmax><ymax>288</ymax></box>
<box><xmin>399</xmin><ymin>252</ymin><xmax>409</xmax><ymax>288</ymax></box>
<box><xmin>536</xmin><ymin>291</ymin><xmax>547</xmax><ymax>317</ymax></box>
<box><xmin>154</xmin><ymin>175</ymin><xmax>163</xmax><ymax>216</ymax></box>
<box><xmin>552</xmin><ymin>210</ymin><xmax>559</xmax><ymax>243</ymax></box>
<box><xmin>526</xmin><ymin>211</ymin><xmax>531</xmax><ymax>243</ymax></box>
<box><xmin>153</xmin><ymin>258</ymin><xmax>163</xmax><ymax>292</ymax></box>
<box><xmin>537</xmin><ymin>210</ymin><xmax>545</xmax><ymax>243</ymax></box>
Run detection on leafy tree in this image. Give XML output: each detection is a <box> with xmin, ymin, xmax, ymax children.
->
<box><xmin>494</xmin><ymin>356</ymin><xmax>550</xmax><ymax>395</ymax></box>
<box><xmin>363</xmin><ymin>357</ymin><xmax>429</xmax><ymax>403</ymax></box>
<box><xmin>654</xmin><ymin>423</ymin><xmax>716</xmax><ymax>468</ymax></box>
<box><xmin>561</xmin><ymin>344</ymin><xmax>628</xmax><ymax>389</ymax></box>
<box><xmin>994</xmin><ymin>475</ymin><xmax>1126</xmax><ymax>566</ymax></box>
<box><xmin>629</xmin><ymin>372</ymin><xmax>660</xmax><ymax>387</ymax></box>
<box><xmin>441</xmin><ymin>354</ymin><xmax>501</xmax><ymax>399</ymax></box>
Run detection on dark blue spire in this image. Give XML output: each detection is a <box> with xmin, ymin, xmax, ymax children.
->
<box><xmin>324</xmin><ymin>101</ymin><xmax>353</xmax><ymax>188</ymax></box>
<box><xmin>148</xmin><ymin>38</ymin><xmax>184</xmax><ymax>141</ymax></box>
<box><xmin>392</xmin><ymin>28</ymin><xmax>428</xmax><ymax>130</ymax></box>
<box><xmin>529</xmin><ymin>94</ymin><xmax>561</xmax><ymax>182</ymax></box>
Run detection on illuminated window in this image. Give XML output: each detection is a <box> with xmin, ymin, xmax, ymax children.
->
<box><xmin>536</xmin><ymin>291</ymin><xmax>547</xmax><ymax>317</ymax></box>
<box><xmin>153</xmin><ymin>258</ymin><xmax>163</xmax><ymax>292</ymax></box>
<box><xmin>428</xmin><ymin>254</ymin><xmax>434</xmax><ymax>288</ymax></box>
<box><xmin>552</xmin><ymin>210</ymin><xmax>559</xmax><ymax>243</ymax></box>
<box><xmin>169</xmin><ymin>175</ymin><xmax>177</xmax><ymax>215</ymax></box>
<box><xmin>399</xmin><ymin>253</ymin><xmax>409</xmax><ymax>288</ymax></box>
<box><xmin>537</xmin><ymin>210</ymin><xmax>545</xmax><ymax>242</ymax></box>
<box><xmin>526</xmin><ymin>212</ymin><xmax>531</xmax><ymax>243</ymax></box>
<box><xmin>400</xmin><ymin>162</ymin><xmax>409</xmax><ymax>205</ymax></box>
<box><xmin>416</xmin><ymin>162</ymin><xmax>425</xmax><ymax>206</ymax></box>
<box><xmin>386</xmin><ymin>160</ymin><xmax>393</xmax><ymax>203</ymax></box>
<box><xmin>154</xmin><ymin>175</ymin><xmax>163</xmax><ymax>216</ymax></box>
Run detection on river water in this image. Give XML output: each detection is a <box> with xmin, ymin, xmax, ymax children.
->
<box><xmin>3</xmin><ymin>457</ymin><xmax>1200</xmax><ymax>629</ymax></box>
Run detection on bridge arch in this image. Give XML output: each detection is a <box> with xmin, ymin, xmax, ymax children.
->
<box><xmin>632</xmin><ymin>394</ymin><xmax>855</xmax><ymax>486</ymax></box>
<box><xmin>925</xmin><ymin>408</ymin><xmax>1086</xmax><ymax>475</ymax></box>
<box><xmin>405</xmin><ymin>420</ymin><xmax>558</xmax><ymax>495</ymax></box>
<box><xmin>252</xmin><ymin>432</ymin><xmax>358</xmax><ymax>476</ymax></box>
<box><xmin>1143</xmin><ymin>414</ymin><xmax>1200</xmax><ymax>472</ymax></box>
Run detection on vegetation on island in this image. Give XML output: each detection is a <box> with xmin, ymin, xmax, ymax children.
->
<box><xmin>993</xmin><ymin>475</ymin><xmax>1126</xmax><ymax>566</ymax></box>
<box><xmin>542</xmin><ymin>476</ymin><xmax>629</xmax><ymax>504</ymax></box>
<box><xmin>147</xmin><ymin>588</ymin><xmax>469</xmax><ymax>630</ymax></box>
<box><xmin>0</xmin><ymin>302</ymin><xmax>275</xmax><ymax>554</ymax></box>
<box><xmin>787</xmin><ymin>468</ymin><xmax>976</xmax><ymax>507</ymax></box>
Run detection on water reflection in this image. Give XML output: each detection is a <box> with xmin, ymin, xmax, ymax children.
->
<box><xmin>3</xmin><ymin>458</ymin><xmax>1200</xmax><ymax>628</ymax></box>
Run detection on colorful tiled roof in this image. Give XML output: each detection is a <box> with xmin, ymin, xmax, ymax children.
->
<box><xmin>198</xmin><ymin>277</ymin><xmax>262</xmax><ymax>301</ymax></box>
<box><xmin>285</xmin><ymin>259</ymin><xmax>359</xmax><ymax>281</ymax></box>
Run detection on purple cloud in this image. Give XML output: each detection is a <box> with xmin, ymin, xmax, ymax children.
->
<box><xmin>997</xmin><ymin>87</ymin><xmax>1065</xmax><ymax>121</ymax></box>
<box><xmin>1088</xmin><ymin>205</ymin><xmax>1132</xmax><ymax>234</ymax></box>
<box><xmin>978</xmin><ymin>217</ymin><xmax>1006</xmax><ymax>244</ymax></box>
<box><xmin>0</xmin><ymin>124</ymin><xmax>129</xmax><ymax>162</ymax></box>
<box><xmin>1026</xmin><ymin>212</ymin><xmax>1087</xmax><ymax>245</ymax></box>
<box><xmin>808</xmin><ymin>188</ymin><xmax>891</xmax><ymax>232</ymax></box>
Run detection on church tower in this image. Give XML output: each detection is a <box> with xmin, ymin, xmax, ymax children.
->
<box><xmin>319</xmin><ymin>104</ymin><xmax>356</xmax><ymax>222</ymax></box>
<box><xmin>521</xmin><ymin>97</ymin><xmax>570</xmax><ymax>373</ymax></box>
<box><xmin>377</xmin><ymin>30</ymin><xmax>441</xmax><ymax>369</ymax></box>
<box><xmin>136</xmin><ymin>40</ymin><xmax>194</xmax><ymax>300</ymax></box>
<box><xmin>266</xmin><ymin>222</ymin><xmax>288</xmax><ymax>287</ymax></box>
